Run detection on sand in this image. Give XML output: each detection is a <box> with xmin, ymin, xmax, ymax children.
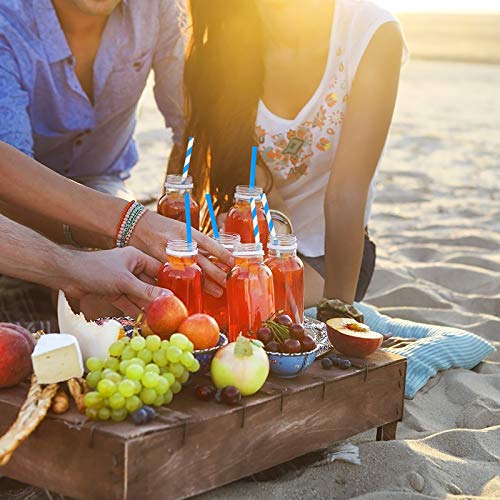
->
<box><xmin>128</xmin><ymin>57</ymin><xmax>500</xmax><ymax>499</ymax></box>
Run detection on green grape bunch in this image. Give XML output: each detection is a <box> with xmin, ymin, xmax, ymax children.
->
<box><xmin>84</xmin><ymin>333</ymin><xmax>200</xmax><ymax>422</ymax></box>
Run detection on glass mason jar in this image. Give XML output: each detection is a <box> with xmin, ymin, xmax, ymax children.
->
<box><xmin>265</xmin><ymin>234</ymin><xmax>304</xmax><ymax>324</ymax></box>
<box><xmin>202</xmin><ymin>233</ymin><xmax>241</xmax><ymax>333</ymax></box>
<box><xmin>157</xmin><ymin>174</ymin><xmax>200</xmax><ymax>230</ymax></box>
<box><xmin>224</xmin><ymin>185</ymin><xmax>270</xmax><ymax>254</ymax></box>
<box><xmin>227</xmin><ymin>242</ymin><xmax>275</xmax><ymax>341</ymax></box>
<box><xmin>157</xmin><ymin>239</ymin><xmax>203</xmax><ymax>315</ymax></box>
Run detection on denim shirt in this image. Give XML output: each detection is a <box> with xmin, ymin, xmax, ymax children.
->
<box><xmin>0</xmin><ymin>0</ymin><xmax>185</xmax><ymax>179</ymax></box>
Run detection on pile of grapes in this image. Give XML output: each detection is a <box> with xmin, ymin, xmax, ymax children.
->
<box><xmin>83</xmin><ymin>333</ymin><xmax>199</xmax><ymax>422</ymax></box>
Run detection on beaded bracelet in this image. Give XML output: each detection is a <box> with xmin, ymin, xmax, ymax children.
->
<box><xmin>115</xmin><ymin>201</ymin><xmax>148</xmax><ymax>248</ymax></box>
<box><xmin>115</xmin><ymin>200</ymin><xmax>135</xmax><ymax>244</ymax></box>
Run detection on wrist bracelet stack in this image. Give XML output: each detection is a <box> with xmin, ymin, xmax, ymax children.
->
<box><xmin>115</xmin><ymin>200</ymin><xmax>148</xmax><ymax>248</ymax></box>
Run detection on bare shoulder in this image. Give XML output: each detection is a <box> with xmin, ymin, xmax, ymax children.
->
<box><xmin>364</xmin><ymin>22</ymin><xmax>404</xmax><ymax>67</ymax></box>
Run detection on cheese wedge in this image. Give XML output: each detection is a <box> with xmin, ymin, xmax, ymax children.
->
<box><xmin>32</xmin><ymin>334</ymin><xmax>84</xmax><ymax>384</ymax></box>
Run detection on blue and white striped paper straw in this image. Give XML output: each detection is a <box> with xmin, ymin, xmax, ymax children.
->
<box><xmin>182</xmin><ymin>136</ymin><xmax>194</xmax><ymax>179</ymax></box>
<box><xmin>259</xmin><ymin>193</ymin><xmax>276</xmax><ymax>240</ymax></box>
<box><xmin>249</xmin><ymin>197</ymin><xmax>260</xmax><ymax>244</ymax></box>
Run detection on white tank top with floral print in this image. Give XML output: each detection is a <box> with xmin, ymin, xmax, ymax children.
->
<box><xmin>256</xmin><ymin>0</ymin><xmax>407</xmax><ymax>257</ymax></box>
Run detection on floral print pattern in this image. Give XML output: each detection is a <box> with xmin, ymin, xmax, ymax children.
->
<box><xmin>257</xmin><ymin>69</ymin><xmax>348</xmax><ymax>182</ymax></box>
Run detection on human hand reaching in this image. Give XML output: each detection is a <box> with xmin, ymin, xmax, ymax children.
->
<box><xmin>129</xmin><ymin>211</ymin><xmax>233</xmax><ymax>297</ymax></box>
<box><xmin>61</xmin><ymin>247</ymin><xmax>171</xmax><ymax>317</ymax></box>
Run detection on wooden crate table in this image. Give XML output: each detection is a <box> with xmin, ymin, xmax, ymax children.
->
<box><xmin>0</xmin><ymin>350</ymin><xmax>406</xmax><ymax>499</ymax></box>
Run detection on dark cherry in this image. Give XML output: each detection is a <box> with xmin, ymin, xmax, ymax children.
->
<box><xmin>194</xmin><ymin>384</ymin><xmax>216</xmax><ymax>402</ymax></box>
<box><xmin>289</xmin><ymin>323</ymin><xmax>305</xmax><ymax>340</ymax></box>
<box><xmin>329</xmin><ymin>355</ymin><xmax>341</xmax><ymax>367</ymax></box>
<box><xmin>339</xmin><ymin>359</ymin><xmax>352</xmax><ymax>370</ymax></box>
<box><xmin>300</xmin><ymin>334</ymin><xmax>317</xmax><ymax>353</ymax></box>
<box><xmin>283</xmin><ymin>339</ymin><xmax>302</xmax><ymax>354</ymax></box>
<box><xmin>257</xmin><ymin>327</ymin><xmax>273</xmax><ymax>345</ymax></box>
<box><xmin>265</xmin><ymin>340</ymin><xmax>281</xmax><ymax>353</ymax></box>
<box><xmin>275</xmin><ymin>314</ymin><xmax>293</xmax><ymax>328</ymax></box>
<box><xmin>321</xmin><ymin>358</ymin><xmax>333</xmax><ymax>370</ymax></box>
<box><xmin>221</xmin><ymin>386</ymin><xmax>242</xmax><ymax>405</ymax></box>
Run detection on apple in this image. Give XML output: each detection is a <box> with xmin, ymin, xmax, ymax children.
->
<box><xmin>0</xmin><ymin>325</ymin><xmax>33</xmax><ymax>388</ymax></box>
<box><xmin>0</xmin><ymin>322</ymin><xmax>35</xmax><ymax>351</ymax></box>
<box><xmin>326</xmin><ymin>318</ymin><xmax>383</xmax><ymax>358</ymax></box>
<box><xmin>145</xmin><ymin>292</ymin><xmax>188</xmax><ymax>340</ymax></box>
<box><xmin>178</xmin><ymin>314</ymin><xmax>219</xmax><ymax>350</ymax></box>
<box><xmin>211</xmin><ymin>336</ymin><xmax>269</xmax><ymax>396</ymax></box>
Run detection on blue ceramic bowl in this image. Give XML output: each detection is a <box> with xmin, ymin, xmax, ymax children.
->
<box><xmin>193</xmin><ymin>333</ymin><xmax>228</xmax><ymax>374</ymax></box>
<box><xmin>267</xmin><ymin>346</ymin><xmax>319</xmax><ymax>378</ymax></box>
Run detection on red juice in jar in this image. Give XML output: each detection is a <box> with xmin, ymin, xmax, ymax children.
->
<box><xmin>225</xmin><ymin>185</ymin><xmax>270</xmax><ymax>254</ymax></box>
<box><xmin>157</xmin><ymin>175</ymin><xmax>200</xmax><ymax>230</ymax></box>
<box><xmin>157</xmin><ymin>240</ymin><xmax>202</xmax><ymax>314</ymax></box>
<box><xmin>227</xmin><ymin>242</ymin><xmax>275</xmax><ymax>341</ymax></box>
<box><xmin>265</xmin><ymin>234</ymin><xmax>304</xmax><ymax>324</ymax></box>
<box><xmin>202</xmin><ymin>233</ymin><xmax>240</xmax><ymax>333</ymax></box>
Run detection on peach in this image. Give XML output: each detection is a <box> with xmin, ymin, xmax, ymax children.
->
<box><xmin>0</xmin><ymin>325</ymin><xmax>33</xmax><ymax>388</ymax></box>
<box><xmin>326</xmin><ymin>318</ymin><xmax>383</xmax><ymax>358</ymax></box>
<box><xmin>0</xmin><ymin>323</ymin><xmax>35</xmax><ymax>351</ymax></box>
<box><xmin>178</xmin><ymin>314</ymin><xmax>220</xmax><ymax>350</ymax></box>
<box><xmin>145</xmin><ymin>293</ymin><xmax>188</xmax><ymax>340</ymax></box>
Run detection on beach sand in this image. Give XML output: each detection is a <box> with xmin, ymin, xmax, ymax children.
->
<box><xmin>129</xmin><ymin>56</ymin><xmax>500</xmax><ymax>498</ymax></box>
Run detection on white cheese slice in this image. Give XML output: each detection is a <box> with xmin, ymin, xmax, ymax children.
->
<box><xmin>32</xmin><ymin>334</ymin><xmax>84</xmax><ymax>384</ymax></box>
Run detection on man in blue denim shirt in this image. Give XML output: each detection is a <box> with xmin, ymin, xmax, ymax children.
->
<box><xmin>0</xmin><ymin>0</ymin><xmax>185</xmax><ymax>243</ymax></box>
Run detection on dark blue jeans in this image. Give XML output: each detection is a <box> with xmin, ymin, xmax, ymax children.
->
<box><xmin>299</xmin><ymin>232</ymin><xmax>376</xmax><ymax>302</ymax></box>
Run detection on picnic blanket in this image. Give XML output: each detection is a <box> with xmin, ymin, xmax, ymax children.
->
<box><xmin>306</xmin><ymin>303</ymin><xmax>496</xmax><ymax>398</ymax></box>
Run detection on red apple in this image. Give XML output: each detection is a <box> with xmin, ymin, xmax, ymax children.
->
<box><xmin>0</xmin><ymin>323</ymin><xmax>35</xmax><ymax>351</ymax></box>
<box><xmin>326</xmin><ymin>318</ymin><xmax>383</xmax><ymax>358</ymax></box>
<box><xmin>145</xmin><ymin>293</ymin><xmax>188</xmax><ymax>340</ymax></box>
<box><xmin>178</xmin><ymin>314</ymin><xmax>220</xmax><ymax>350</ymax></box>
<box><xmin>0</xmin><ymin>326</ymin><xmax>33</xmax><ymax>388</ymax></box>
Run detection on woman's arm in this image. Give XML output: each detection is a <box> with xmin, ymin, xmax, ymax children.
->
<box><xmin>323</xmin><ymin>23</ymin><xmax>403</xmax><ymax>303</ymax></box>
<box><xmin>0</xmin><ymin>143</ymin><xmax>231</xmax><ymax>293</ymax></box>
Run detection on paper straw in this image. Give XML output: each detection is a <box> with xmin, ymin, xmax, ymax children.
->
<box><xmin>184</xmin><ymin>192</ymin><xmax>193</xmax><ymax>250</ymax></box>
<box><xmin>259</xmin><ymin>193</ymin><xmax>276</xmax><ymax>239</ymax></box>
<box><xmin>205</xmin><ymin>193</ymin><xmax>220</xmax><ymax>242</ymax></box>
<box><xmin>249</xmin><ymin>197</ymin><xmax>260</xmax><ymax>244</ymax></box>
<box><xmin>182</xmin><ymin>136</ymin><xmax>194</xmax><ymax>179</ymax></box>
<box><xmin>249</xmin><ymin>146</ymin><xmax>258</xmax><ymax>189</ymax></box>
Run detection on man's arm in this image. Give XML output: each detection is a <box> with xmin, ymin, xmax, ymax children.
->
<box><xmin>0</xmin><ymin>213</ymin><xmax>169</xmax><ymax>316</ymax></box>
<box><xmin>0</xmin><ymin>142</ymin><xmax>232</xmax><ymax>293</ymax></box>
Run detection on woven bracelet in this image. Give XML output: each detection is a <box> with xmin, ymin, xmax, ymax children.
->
<box><xmin>116</xmin><ymin>203</ymin><xmax>147</xmax><ymax>248</ymax></box>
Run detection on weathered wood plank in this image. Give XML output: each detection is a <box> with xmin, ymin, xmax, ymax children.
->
<box><xmin>0</xmin><ymin>351</ymin><xmax>406</xmax><ymax>500</ymax></box>
<box><xmin>126</xmin><ymin>361</ymin><xmax>406</xmax><ymax>499</ymax></box>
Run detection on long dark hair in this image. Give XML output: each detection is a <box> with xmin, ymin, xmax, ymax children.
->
<box><xmin>177</xmin><ymin>0</ymin><xmax>271</xmax><ymax>230</ymax></box>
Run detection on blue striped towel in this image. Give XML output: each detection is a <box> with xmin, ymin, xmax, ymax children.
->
<box><xmin>305</xmin><ymin>304</ymin><xmax>495</xmax><ymax>399</ymax></box>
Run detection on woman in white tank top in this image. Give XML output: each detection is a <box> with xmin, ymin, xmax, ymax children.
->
<box><xmin>179</xmin><ymin>0</ymin><xmax>407</xmax><ymax>315</ymax></box>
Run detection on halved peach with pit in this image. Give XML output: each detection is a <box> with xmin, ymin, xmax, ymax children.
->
<box><xmin>326</xmin><ymin>318</ymin><xmax>383</xmax><ymax>358</ymax></box>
